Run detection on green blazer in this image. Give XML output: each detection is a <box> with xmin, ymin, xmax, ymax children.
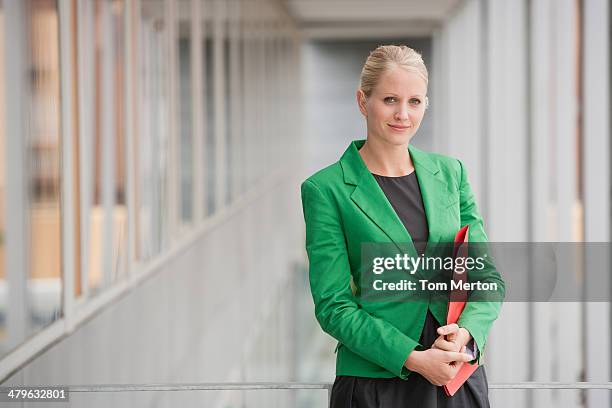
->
<box><xmin>300</xmin><ymin>139</ymin><xmax>505</xmax><ymax>379</ymax></box>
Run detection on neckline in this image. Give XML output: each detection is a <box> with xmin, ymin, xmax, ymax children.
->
<box><xmin>371</xmin><ymin>170</ymin><xmax>415</xmax><ymax>179</ymax></box>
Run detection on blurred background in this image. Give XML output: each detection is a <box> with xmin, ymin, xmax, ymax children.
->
<box><xmin>0</xmin><ymin>0</ymin><xmax>609</xmax><ymax>407</ymax></box>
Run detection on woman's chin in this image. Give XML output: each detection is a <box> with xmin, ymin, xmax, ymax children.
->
<box><xmin>367</xmin><ymin>129</ymin><xmax>414</xmax><ymax>146</ymax></box>
<box><xmin>383</xmin><ymin>133</ymin><xmax>413</xmax><ymax>146</ymax></box>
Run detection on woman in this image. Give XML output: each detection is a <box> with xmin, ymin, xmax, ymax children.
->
<box><xmin>300</xmin><ymin>45</ymin><xmax>504</xmax><ymax>407</ymax></box>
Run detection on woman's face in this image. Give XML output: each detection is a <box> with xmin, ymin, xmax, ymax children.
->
<box><xmin>357</xmin><ymin>66</ymin><xmax>428</xmax><ymax>146</ymax></box>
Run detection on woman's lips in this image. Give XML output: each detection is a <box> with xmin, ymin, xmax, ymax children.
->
<box><xmin>388</xmin><ymin>124</ymin><xmax>411</xmax><ymax>131</ymax></box>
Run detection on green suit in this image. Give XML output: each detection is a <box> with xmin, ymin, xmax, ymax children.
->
<box><xmin>300</xmin><ymin>139</ymin><xmax>505</xmax><ymax>379</ymax></box>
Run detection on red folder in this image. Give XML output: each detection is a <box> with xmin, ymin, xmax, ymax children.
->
<box><xmin>443</xmin><ymin>225</ymin><xmax>479</xmax><ymax>397</ymax></box>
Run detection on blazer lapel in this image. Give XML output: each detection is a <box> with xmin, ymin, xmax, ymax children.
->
<box><xmin>340</xmin><ymin>140</ymin><xmax>455</xmax><ymax>256</ymax></box>
<box><xmin>351</xmin><ymin>175</ymin><xmax>415</xmax><ymax>251</ymax></box>
<box><xmin>341</xmin><ymin>140</ymin><xmax>415</xmax><ymax>256</ymax></box>
<box><xmin>408</xmin><ymin>144</ymin><xmax>457</xmax><ymax>246</ymax></box>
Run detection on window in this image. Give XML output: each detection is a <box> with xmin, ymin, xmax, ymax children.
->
<box><xmin>204</xmin><ymin>23</ymin><xmax>215</xmax><ymax>215</ymax></box>
<box><xmin>76</xmin><ymin>0</ymin><xmax>127</xmax><ymax>293</ymax></box>
<box><xmin>137</xmin><ymin>0</ymin><xmax>170</xmax><ymax>260</ymax></box>
<box><xmin>178</xmin><ymin>0</ymin><xmax>194</xmax><ymax>224</ymax></box>
<box><xmin>0</xmin><ymin>0</ymin><xmax>63</xmax><ymax>359</ymax></box>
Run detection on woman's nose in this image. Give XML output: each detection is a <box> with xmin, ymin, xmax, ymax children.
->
<box><xmin>394</xmin><ymin>104</ymin><xmax>410</xmax><ymax>121</ymax></box>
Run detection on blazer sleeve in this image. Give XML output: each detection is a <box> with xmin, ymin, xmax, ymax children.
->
<box><xmin>301</xmin><ymin>179</ymin><xmax>423</xmax><ymax>379</ymax></box>
<box><xmin>455</xmin><ymin>159</ymin><xmax>506</xmax><ymax>365</ymax></box>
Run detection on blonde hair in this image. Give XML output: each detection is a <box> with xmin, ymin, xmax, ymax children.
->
<box><xmin>359</xmin><ymin>45</ymin><xmax>429</xmax><ymax>106</ymax></box>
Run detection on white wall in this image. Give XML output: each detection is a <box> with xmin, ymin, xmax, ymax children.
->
<box><xmin>1</xmin><ymin>175</ymin><xmax>306</xmax><ymax>407</ymax></box>
<box><xmin>435</xmin><ymin>0</ymin><xmax>610</xmax><ymax>407</ymax></box>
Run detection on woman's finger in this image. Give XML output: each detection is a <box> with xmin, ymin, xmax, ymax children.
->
<box><xmin>443</xmin><ymin>351</ymin><xmax>473</xmax><ymax>363</ymax></box>
<box><xmin>437</xmin><ymin>323</ymin><xmax>459</xmax><ymax>335</ymax></box>
<box><xmin>433</xmin><ymin>336</ymin><xmax>460</xmax><ymax>352</ymax></box>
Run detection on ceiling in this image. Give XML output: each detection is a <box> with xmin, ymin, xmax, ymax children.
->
<box><xmin>283</xmin><ymin>0</ymin><xmax>462</xmax><ymax>39</ymax></box>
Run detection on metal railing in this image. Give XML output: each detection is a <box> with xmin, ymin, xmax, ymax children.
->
<box><xmin>1</xmin><ymin>382</ymin><xmax>610</xmax><ymax>405</ymax></box>
<box><xmin>59</xmin><ymin>381</ymin><xmax>612</xmax><ymax>405</ymax></box>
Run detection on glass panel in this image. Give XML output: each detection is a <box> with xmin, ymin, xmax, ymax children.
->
<box><xmin>0</xmin><ymin>0</ymin><xmax>64</xmax><ymax>358</ymax></box>
<box><xmin>203</xmin><ymin>21</ymin><xmax>215</xmax><ymax>215</ymax></box>
<box><xmin>178</xmin><ymin>0</ymin><xmax>193</xmax><ymax>223</ymax></box>
<box><xmin>75</xmin><ymin>0</ymin><xmax>103</xmax><ymax>294</ymax></box>
<box><xmin>88</xmin><ymin>0</ymin><xmax>104</xmax><ymax>293</ymax></box>
<box><xmin>252</xmin><ymin>25</ymin><xmax>263</xmax><ymax>184</ymax></box>
<box><xmin>0</xmin><ymin>0</ymin><xmax>6</xmax><ymax>349</ymax></box>
<box><xmin>111</xmin><ymin>0</ymin><xmax>127</xmax><ymax>282</ymax></box>
<box><xmin>224</xmin><ymin>30</ymin><xmax>231</xmax><ymax>204</ymax></box>
<box><xmin>74</xmin><ymin>0</ymin><xmax>127</xmax><ymax>289</ymax></box>
<box><xmin>27</xmin><ymin>0</ymin><xmax>62</xmax><ymax>332</ymax></box>
<box><xmin>72</xmin><ymin>0</ymin><xmax>82</xmax><ymax>298</ymax></box>
<box><xmin>227</xmin><ymin>14</ymin><xmax>241</xmax><ymax>203</ymax></box>
<box><xmin>239</xmin><ymin>19</ymin><xmax>249</xmax><ymax>193</ymax></box>
<box><xmin>138</xmin><ymin>0</ymin><xmax>169</xmax><ymax>260</ymax></box>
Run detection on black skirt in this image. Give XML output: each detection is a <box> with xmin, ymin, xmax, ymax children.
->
<box><xmin>329</xmin><ymin>310</ymin><xmax>490</xmax><ymax>408</ymax></box>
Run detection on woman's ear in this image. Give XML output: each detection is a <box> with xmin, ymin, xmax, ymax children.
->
<box><xmin>356</xmin><ymin>89</ymin><xmax>367</xmax><ymax>117</ymax></box>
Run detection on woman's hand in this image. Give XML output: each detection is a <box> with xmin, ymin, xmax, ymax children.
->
<box><xmin>432</xmin><ymin>323</ymin><xmax>472</xmax><ymax>353</ymax></box>
<box><xmin>404</xmin><ymin>348</ymin><xmax>472</xmax><ymax>386</ymax></box>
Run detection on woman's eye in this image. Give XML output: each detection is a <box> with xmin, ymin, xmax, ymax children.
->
<box><xmin>410</xmin><ymin>98</ymin><xmax>421</xmax><ymax>105</ymax></box>
<box><xmin>384</xmin><ymin>97</ymin><xmax>396</xmax><ymax>103</ymax></box>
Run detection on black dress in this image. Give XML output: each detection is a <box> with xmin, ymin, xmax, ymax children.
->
<box><xmin>329</xmin><ymin>172</ymin><xmax>490</xmax><ymax>408</ymax></box>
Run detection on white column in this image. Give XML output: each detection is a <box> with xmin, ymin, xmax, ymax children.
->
<box><xmin>192</xmin><ymin>0</ymin><xmax>204</xmax><ymax>223</ymax></box>
<box><xmin>213</xmin><ymin>0</ymin><xmax>226</xmax><ymax>209</ymax></box>
<box><xmin>58</xmin><ymin>0</ymin><xmax>76</xmax><ymax>331</ymax></box>
<box><xmin>583</xmin><ymin>1</ymin><xmax>610</xmax><ymax>407</ymax></box>
<box><xmin>201</xmin><ymin>0</ymin><xmax>210</xmax><ymax>217</ymax></box>
<box><xmin>101</xmin><ymin>0</ymin><xmax>116</xmax><ymax>288</ymax></box>
<box><xmin>484</xmin><ymin>1</ymin><xmax>529</xmax><ymax>405</ymax></box>
<box><xmin>4</xmin><ymin>0</ymin><xmax>29</xmax><ymax>349</ymax></box>
<box><xmin>254</xmin><ymin>0</ymin><xmax>264</xmax><ymax>182</ymax></box>
<box><xmin>126</xmin><ymin>0</ymin><xmax>140</xmax><ymax>271</ymax></box>
<box><xmin>229</xmin><ymin>0</ymin><xmax>241</xmax><ymax>201</ymax></box>
<box><xmin>77</xmin><ymin>0</ymin><xmax>92</xmax><ymax>295</ymax></box>
<box><xmin>241</xmin><ymin>0</ymin><xmax>254</xmax><ymax>189</ymax></box>
<box><xmin>529</xmin><ymin>0</ymin><xmax>555</xmax><ymax>406</ymax></box>
<box><xmin>437</xmin><ymin>0</ymin><xmax>484</xmax><ymax>199</ymax></box>
<box><xmin>167</xmin><ymin>0</ymin><xmax>179</xmax><ymax>238</ymax></box>
<box><xmin>552</xmin><ymin>4</ymin><xmax>583</xmax><ymax>408</ymax></box>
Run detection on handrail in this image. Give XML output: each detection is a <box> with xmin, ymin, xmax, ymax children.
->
<box><xmin>3</xmin><ymin>382</ymin><xmax>609</xmax><ymax>405</ymax></box>
<box><xmin>57</xmin><ymin>381</ymin><xmax>612</xmax><ymax>392</ymax></box>
<box><xmin>60</xmin><ymin>381</ymin><xmax>612</xmax><ymax>392</ymax></box>
<box><xmin>65</xmin><ymin>382</ymin><xmax>332</xmax><ymax>392</ymax></box>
